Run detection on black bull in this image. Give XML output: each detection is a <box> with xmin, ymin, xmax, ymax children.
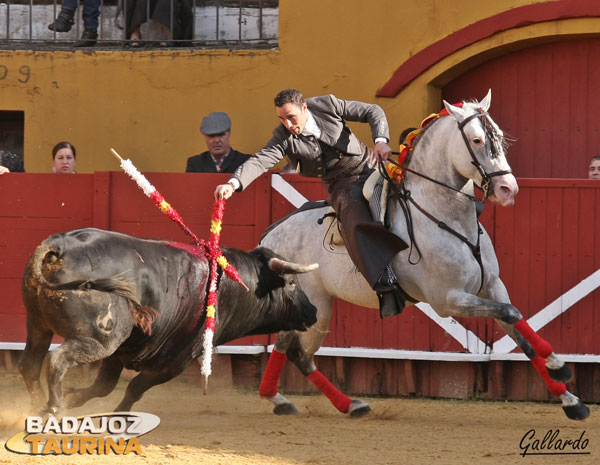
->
<box><xmin>19</xmin><ymin>228</ymin><xmax>318</xmax><ymax>415</ymax></box>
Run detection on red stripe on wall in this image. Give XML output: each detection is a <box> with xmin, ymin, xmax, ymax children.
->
<box><xmin>377</xmin><ymin>0</ymin><xmax>600</xmax><ymax>97</ymax></box>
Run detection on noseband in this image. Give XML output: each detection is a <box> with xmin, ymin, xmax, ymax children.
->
<box><xmin>456</xmin><ymin>111</ymin><xmax>512</xmax><ymax>200</ymax></box>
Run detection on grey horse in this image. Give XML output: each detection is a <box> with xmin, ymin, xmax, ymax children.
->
<box><xmin>259</xmin><ymin>90</ymin><xmax>590</xmax><ymax>421</ymax></box>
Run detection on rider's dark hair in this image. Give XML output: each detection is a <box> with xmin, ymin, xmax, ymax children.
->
<box><xmin>274</xmin><ymin>89</ymin><xmax>305</xmax><ymax>107</ymax></box>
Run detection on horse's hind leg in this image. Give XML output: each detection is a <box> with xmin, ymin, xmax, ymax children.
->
<box><xmin>262</xmin><ymin>296</ymin><xmax>370</xmax><ymax>417</ymax></box>
<box><xmin>65</xmin><ymin>353</ymin><xmax>124</xmax><ymax>408</ymax></box>
<box><xmin>18</xmin><ymin>320</ymin><xmax>53</xmax><ymax>413</ymax></box>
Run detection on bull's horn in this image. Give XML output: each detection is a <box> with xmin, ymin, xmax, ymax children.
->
<box><xmin>268</xmin><ymin>258</ymin><xmax>319</xmax><ymax>274</ymax></box>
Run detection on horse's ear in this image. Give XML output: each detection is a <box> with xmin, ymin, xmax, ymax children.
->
<box><xmin>480</xmin><ymin>89</ymin><xmax>492</xmax><ymax>111</ymax></box>
<box><xmin>443</xmin><ymin>100</ymin><xmax>467</xmax><ymax>121</ymax></box>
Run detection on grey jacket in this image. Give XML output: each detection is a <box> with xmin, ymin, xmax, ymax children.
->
<box><xmin>232</xmin><ymin>94</ymin><xmax>389</xmax><ymax>190</ymax></box>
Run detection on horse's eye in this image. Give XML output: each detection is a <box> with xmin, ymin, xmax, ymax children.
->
<box><xmin>472</xmin><ymin>138</ymin><xmax>482</xmax><ymax>145</ymax></box>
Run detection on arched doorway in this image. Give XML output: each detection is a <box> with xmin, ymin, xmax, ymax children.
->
<box><xmin>443</xmin><ymin>38</ymin><xmax>600</xmax><ymax>179</ymax></box>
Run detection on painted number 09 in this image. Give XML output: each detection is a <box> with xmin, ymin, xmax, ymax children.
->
<box><xmin>0</xmin><ymin>65</ymin><xmax>31</xmax><ymax>83</ymax></box>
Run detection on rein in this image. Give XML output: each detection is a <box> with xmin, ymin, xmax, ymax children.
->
<box><xmin>383</xmin><ymin>108</ymin><xmax>506</xmax><ymax>294</ymax></box>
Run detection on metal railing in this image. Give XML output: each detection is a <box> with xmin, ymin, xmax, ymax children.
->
<box><xmin>0</xmin><ymin>0</ymin><xmax>278</xmax><ymax>49</ymax></box>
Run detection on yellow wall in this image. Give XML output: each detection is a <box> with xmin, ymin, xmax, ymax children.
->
<box><xmin>1</xmin><ymin>0</ymin><xmax>595</xmax><ymax>173</ymax></box>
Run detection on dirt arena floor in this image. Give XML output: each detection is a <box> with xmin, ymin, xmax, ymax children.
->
<box><xmin>0</xmin><ymin>368</ymin><xmax>598</xmax><ymax>465</ymax></box>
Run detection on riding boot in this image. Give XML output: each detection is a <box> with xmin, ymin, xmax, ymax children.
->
<box><xmin>374</xmin><ymin>264</ymin><xmax>407</xmax><ymax>319</ymax></box>
<box><xmin>48</xmin><ymin>10</ymin><xmax>75</xmax><ymax>33</ymax></box>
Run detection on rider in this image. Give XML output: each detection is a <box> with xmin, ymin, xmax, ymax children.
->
<box><xmin>214</xmin><ymin>89</ymin><xmax>409</xmax><ymax>318</ymax></box>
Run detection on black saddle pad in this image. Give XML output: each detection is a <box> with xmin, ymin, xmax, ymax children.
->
<box><xmin>260</xmin><ymin>200</ymin><xmax>330</xmax><ymax>244</ymax></box>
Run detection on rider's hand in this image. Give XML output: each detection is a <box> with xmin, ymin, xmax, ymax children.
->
<box><xmin>214</xmin><ymin>183</ymin><xmax>234</xmax><ymax>201</ymax></box>
<box><xmin>373</xmin><ymin>141</ymin><xmax>392</xmax><ymax>162</ymax></box>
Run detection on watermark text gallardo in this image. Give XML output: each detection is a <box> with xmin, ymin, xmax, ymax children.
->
<box><xmin>5</xmin><ymin>412</ymin><xmax>160</xmax><ymax>455</ymax></box>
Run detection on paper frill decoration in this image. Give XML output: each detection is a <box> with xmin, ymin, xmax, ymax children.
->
<box><xmin>110</xmin><ymin>148</ymin><xmax>248</xmax><ymax>392</ymax></box>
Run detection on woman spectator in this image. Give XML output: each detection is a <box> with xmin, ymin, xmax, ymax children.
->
<box><xmin>52</xmin><ymin>141</ymin><xmax>77</xmax><ymax>174</ymax></box>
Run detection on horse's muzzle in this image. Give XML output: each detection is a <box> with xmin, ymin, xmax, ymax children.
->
<box><xmin>489</xmin><ymin>174</ymin><xmax>519</xmax><ymax>206</ymax></box>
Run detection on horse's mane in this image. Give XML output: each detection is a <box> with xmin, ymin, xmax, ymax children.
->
<box><xmin>411</xmin><ymin>100</ymin><xmax>509</xmax><ymax>160</ymax></box>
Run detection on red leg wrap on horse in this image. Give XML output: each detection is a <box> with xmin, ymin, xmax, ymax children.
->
<box><xmin>259</xmin><ymin>350</ymin><xmax>287</xmax><ymax>398</ymax></box>
<box><xmin>514</xmin><ymin>319</ymin><xmax>553</xmax><ymax>359</ymax></box>
<box><xmin>531</xmin><ymin>356</ymin><xmax>567</xmax><ymax>397</ymax></box>
<box><xmin>308</xmin><ymin>370</ymin><xmax>352</xmax><ymax>413</ymax></box>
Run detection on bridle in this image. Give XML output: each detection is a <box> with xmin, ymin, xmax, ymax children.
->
<box><xmin>456</xmin><ymin>111</ymin><xmax>512</xmax><ymax>199</ymax></box>
<box><xmin>382</xmin><ymin>108</ymin><xmax>510</xmax><ymax>294</ymax></box>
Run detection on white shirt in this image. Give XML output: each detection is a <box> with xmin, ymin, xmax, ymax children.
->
<box><xmin>302</xmin><ymin>110</ymin><xmax>321</xmax><ymax>138</ymax></box>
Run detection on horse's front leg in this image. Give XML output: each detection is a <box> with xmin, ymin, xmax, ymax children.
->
<box><xmin>443</xmin><ymin>287</ymin><xmax>589</xmax><ymax>420</ymax></box>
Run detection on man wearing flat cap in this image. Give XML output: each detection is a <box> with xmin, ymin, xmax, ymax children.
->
<box><xmin>186</xmin><ymin>112</ymin><xmax>249</xmax><ymax>173</ymax></box>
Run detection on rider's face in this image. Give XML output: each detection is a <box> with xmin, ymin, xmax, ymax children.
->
<box><xmin>276</xmin><ymin>102</ymin><xmax>308</xmax><ymax>136</ymax></box>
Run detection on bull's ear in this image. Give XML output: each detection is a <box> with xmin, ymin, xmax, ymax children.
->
<box><xmin>268</xmin><ymin>258</ymin><xmax>319</xmax><ymax>275</ymax></box>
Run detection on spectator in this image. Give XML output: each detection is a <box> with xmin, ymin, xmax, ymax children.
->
<box><xmin>589</xmin><ymin>156</ymin><xmax>600</xmax><ymax>180</ymax></box>
<box><xmin>399</xmin><ymin>127</ymin><xmax>417</xmax><ymax>146</ymax></box>
<box><xmin>0</xmin><ymin>150</ymin><xmax>25</xmax><ymax>174</ymax></box>
<box><xmin>52</xmin><ymin>142</ymin><xmax>77</xmax><ymax>174</ymax></box>
<box><xmin>126</xmin><ymin>0</ymin><xmax>193</xmax><ymax>47</ymax></box>
<box><xmin>186</xmin><ymin>112</ymin><xmax>249</xmax><ymax>173</ymax></box>
<box><xmin>47</xmin><ymin>0</ymin><xmax>100</xmax><ymax>47</ymax></box>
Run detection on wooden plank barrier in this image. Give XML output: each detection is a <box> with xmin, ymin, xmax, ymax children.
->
<box><xmin>1</xmin><ymin>173</ymin><xmax>599</xmax><ymax>400</ymax></box>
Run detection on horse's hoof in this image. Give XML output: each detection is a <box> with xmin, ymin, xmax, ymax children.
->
<box><xmin>548</xmin><ymin>364</ymin><xmax>573</xmax><ymax>383</ymax></box>
<box><xmin>563</xmin><ymin>401</ymin><xmax>590</xmax><ymax>421</ymax></box>
<box><xmin>273</xmin><ymin>403</ymin><xmax>299</xmax><ymax>415</ymax></box>
<box><xmin>348</xmin><ymin>399</ymin><xmax>371</xmax><ymax>418</ymax></box>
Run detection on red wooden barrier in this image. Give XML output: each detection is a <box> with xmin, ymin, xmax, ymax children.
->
<box><xmin>2</xmin><ymin>174</ymin><xmax>599</xmax><ymax>354</ymax></box>
<box><xmin>273</xmin><ymin>176</ymin><xmax>600</xmax><ymax>357</ymax></box>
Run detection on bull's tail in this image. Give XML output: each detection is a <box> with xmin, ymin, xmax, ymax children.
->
<box><xmin>40</xmin><ymin>271</ymin><xmax>140</xmax><ymax>305</ymax></box>
<box><xmin>27</xmin><ymin>245</ymin><xmax>159</xmax><ymax>335</ymax></box>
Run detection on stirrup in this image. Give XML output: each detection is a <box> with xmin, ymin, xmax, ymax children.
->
<box><xmin>377</xmin><ymin>289</ymin><xmax>405</xmax><ymax>318</ymax></box>
<box><xmin>374</xmin><ymin>265</ymin><xmax>407</xmax><ymax>318</ymax></box>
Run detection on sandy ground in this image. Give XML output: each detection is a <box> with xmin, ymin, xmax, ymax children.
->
<box><xmin>0</xmin><ymin>369</ymin><xmax>598</xmax><ymax>465</ymax></box>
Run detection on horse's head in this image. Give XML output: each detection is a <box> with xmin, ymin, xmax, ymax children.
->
<box><xmin>443</xmin><ymin>90</ymin><xmax>518</xmax><ymax>206</ymax></box>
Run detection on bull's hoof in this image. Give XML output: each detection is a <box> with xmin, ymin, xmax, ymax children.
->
<box><xmin>563</xmin><ymin>401</ymin><xmax>590</xmax><ymax>421</ymax></box>
<box><xmin>39</xmin><ymin>405</ymin><xmax>60</xmax><ymax>419</ymax></box>
<box><xmin>548</xmin><ymin>364</ymin><xmax>573</xmax><ymax>383</ymax></box>
<box><xmin>273</xmin><ymin>403</ymin><xmax>299</xmax><ymax>415</ymax></box>
<box><xmin>348</xmin><ymin>399</ymin><xmax>371</xmax><ymax>418</ymax></box>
